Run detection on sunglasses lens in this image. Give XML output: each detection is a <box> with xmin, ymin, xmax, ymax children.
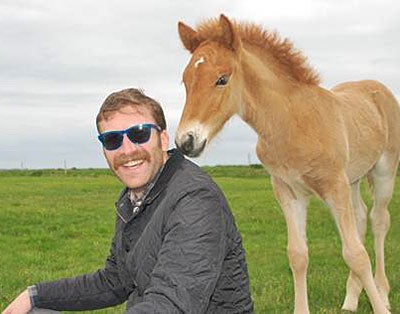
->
<box><xmin>127</xmin><ymin>126</ymin><xmax>152</xmax><ymax>144</ymax></box>
<box><xmin>101</xmin><ymin>133</ymin><xmax>123</xmax><ymax>150</ymax></box>
<box><xmin>99</xmin><ymin>124</ymin><xmax>159</xmax><ymax>150</ymax></box>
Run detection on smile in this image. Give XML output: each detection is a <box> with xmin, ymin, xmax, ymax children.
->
<box><xmin>123</xmin><ymin>159</ymin><xmax>144</xmax><ymax>168</ymax></box>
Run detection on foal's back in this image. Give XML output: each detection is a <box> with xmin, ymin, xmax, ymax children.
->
<box><xmin>331</xmin><ymin>80</ymin><xmax>400</xmax><ymax>182</ymax></box>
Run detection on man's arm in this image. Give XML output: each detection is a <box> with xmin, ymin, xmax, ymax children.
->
<box><xmin>3</xmin><ymin>229</ymin><xmax>131</xmax><ymax>312</ymax></box>
<box><xmin>2</xmin><ymin>254</ymin><xmax>128</xmax><ymax>313</ymax></box>
<box><xmin>1</xmin><ymin>290</ymin><xmax>31</xmax><ymax>314</ymax></box>
<box><xmin>130</xmin><ymin>186</ymin><xmax>227</xmax><ymax>314</ymax></box>
<box><xmin>32</xmin><ymin>233</ymin><xmax>132</xmax><ymax>311</ymax></box>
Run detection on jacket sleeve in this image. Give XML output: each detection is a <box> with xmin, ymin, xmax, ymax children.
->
<box><xmin>129</xmin><ymin>185</ymin><xmax>227</xmax><ymax>314</ymax></box>
<box><xmin>34</xmin><ymin>231</ymin><xmax>132</xmax><ymax>311</ymax></box>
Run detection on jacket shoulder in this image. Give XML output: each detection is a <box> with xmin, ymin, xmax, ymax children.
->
<box><xmin>171</xmin><ymin>158</ymin><xmax>217</xmax><ymax>191</ymax></box>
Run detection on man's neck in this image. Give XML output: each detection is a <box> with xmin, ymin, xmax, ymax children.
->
<box><xmin>130</xmin><ymin>187</ymin><xmax>146</xmax><ymax>201</ymax></box>
<box><xmin>129</xmin><ymin>154</ymin><xmax>170</xmax><ymax>203</ymax></box>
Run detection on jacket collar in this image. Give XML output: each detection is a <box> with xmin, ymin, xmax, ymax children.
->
<box><xmin>145</xmin><ymin>148</ymin><xmax>184</xmax><ymax>203</ymax></box>
<box><xmin>115</xmin><ymin>148</ymin><xmax>184</xmax><ymax>223</ymax></box>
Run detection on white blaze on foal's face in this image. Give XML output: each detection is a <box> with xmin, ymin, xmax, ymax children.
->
<box><xmin>175</xmin><ymin>56</ymin><xmax>212</xmax><ymax>157</ymax></box>
<box><xmin>194</xmin><ymin>56</ymin><xmax>205</xmax><ymax>68</ymax></box>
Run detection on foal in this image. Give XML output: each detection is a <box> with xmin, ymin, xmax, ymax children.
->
<box><xmin>175</xmin><ymin>15</ymin><xmax>399</xmax><ymax>314</ymax></box>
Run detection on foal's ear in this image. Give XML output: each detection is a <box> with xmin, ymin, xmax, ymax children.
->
<box><xmin>178</xmin><ymin>22</ymin><xmax>201</xmax><ymax>53</ymax></box>
<box><xmin>219</xmin><ymin>14</ymin><xmax>241</xmax><ymax>51</ymax></box>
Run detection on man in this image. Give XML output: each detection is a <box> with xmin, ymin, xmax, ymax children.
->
<box><xmin>3</xmin><ymin>88</ymin><xmax>253</xmax><ymax>313</ymax></box>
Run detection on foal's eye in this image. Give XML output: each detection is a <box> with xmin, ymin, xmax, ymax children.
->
<box><xmin>215</xmin><ymin>75</ymin><xmax>229</xmax><ymax>86</ymax></box>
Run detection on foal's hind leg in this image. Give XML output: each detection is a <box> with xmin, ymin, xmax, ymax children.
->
<box><xmin>309</xmin><ymin>172</ymin><xmax>390</xmax><ymax>314</ymax></box>
<box><xmin>368</xmin><ymin>153</ymin><xmax>398</xmax><ymax>309</ymax></box>
<box><xmin>342</xmin><ymin>180</ymin><xmax>368</xmax><ymax>311</ymax></box>
<box><xmin>271</xmin><ymin>176</ymin><xmax>310</xmax><ymax>314</ymax></box>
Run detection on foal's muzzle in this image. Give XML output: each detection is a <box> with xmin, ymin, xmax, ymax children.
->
<box><xmin>175</xmin><ymin>132</ymin><xmax>207</xmax><ymax>157</ymax></box>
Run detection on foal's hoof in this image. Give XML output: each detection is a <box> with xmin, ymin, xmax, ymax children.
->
<box><xmin>342</xmin><ymin>297</ymin><xmax>358</xmax><ymax>312</ymax></box>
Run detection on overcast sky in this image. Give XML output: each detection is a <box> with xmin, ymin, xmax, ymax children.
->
<box><xmin>1</xmin><ymin>0</ymin><xmax>399</xmax><ymax>169</ymax></box>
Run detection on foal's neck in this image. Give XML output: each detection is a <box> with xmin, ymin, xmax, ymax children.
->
<box><xmin>238</xmin><ymin>53</ymin><xmax>290</xmax><ymax>135</ymax></box>
<box><xmin>238</xmin><ymin>48</ymin><xmax>317</xmax><ymax>139</ymax></box>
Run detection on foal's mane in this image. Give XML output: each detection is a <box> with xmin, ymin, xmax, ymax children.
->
<box><xmin>195</xmin><ymin>18</ymin><xmax>321</xmax><ymax>85</ymax></box>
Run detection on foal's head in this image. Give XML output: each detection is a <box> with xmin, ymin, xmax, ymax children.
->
<box><xmin>175</xmin><ymin>15</ymin><xmax>242</xmax><ymax>157</ymax></box>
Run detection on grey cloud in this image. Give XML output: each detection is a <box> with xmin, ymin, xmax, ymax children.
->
<box><xmin>1</xmin><ymin>0</ymin><xmax>399</xmax><ymax>169</ymax></box>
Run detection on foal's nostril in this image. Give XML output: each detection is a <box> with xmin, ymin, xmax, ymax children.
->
<box><xmin>179</xmin><ymin>133</ymin><xmax>195</xmax><ymax>155</ymax></box>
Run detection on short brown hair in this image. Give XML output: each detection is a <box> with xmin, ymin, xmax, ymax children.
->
<box><xmin>96</xmin><ymin>88</ymin><xmax>167</xmax><ymax>133</ymax></box>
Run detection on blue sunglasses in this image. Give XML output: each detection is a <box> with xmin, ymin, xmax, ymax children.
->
<box><xmin>98</xmin><ymin>123</ymin><xmax>161</xmax><ymax>151</ymax></box>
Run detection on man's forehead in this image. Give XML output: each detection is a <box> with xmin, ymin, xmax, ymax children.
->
<box><xmin>98</xmin><ymin>105</ymin><xmax>154</xmax><ymax>130</ymax></box>
<box><xmin>117</xmin><ymin>105</ymin><xmax>151</xmax><ymax>116</ymax></box>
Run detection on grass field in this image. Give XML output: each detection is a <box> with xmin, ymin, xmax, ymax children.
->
<box><xmin>0</xmin><ymin>167</ymin><xmax>399</xmax><ymax>313</ymax></box>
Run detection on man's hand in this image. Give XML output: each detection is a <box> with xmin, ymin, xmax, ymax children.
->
<box><xmin>2</xmin><ymin>289</ymin><xmax>32</xmax><ymax>314</ymax></box>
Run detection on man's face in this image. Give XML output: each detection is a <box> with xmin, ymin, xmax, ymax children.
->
<box><xmin>98</xmin><ymin>106</ymin><xmax>169</xmax><ymax>191</ymax></box>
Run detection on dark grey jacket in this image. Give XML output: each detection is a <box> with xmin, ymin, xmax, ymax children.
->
<box><xmin>35</xmin><ymin>149</ymin><xmax>253</xmax><ymax>313</ymax></box>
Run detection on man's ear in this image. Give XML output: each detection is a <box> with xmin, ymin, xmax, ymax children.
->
<box><xmin>160</xmin><ymin>130</ymin><xmax>170</xmax><ymax>152</ymax></box>
<box><xmin>178</xmin><ymin>21</ymin><xmax>201</xmax><ymax>53</ymax></box>
<box><xmin>219</xmin><ymin>14</ymin><xmax>242</xmax><ymax>51</ymax></box>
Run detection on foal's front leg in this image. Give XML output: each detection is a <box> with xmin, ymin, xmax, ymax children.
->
<box><xmin>271</xmin><ymin>176</ymin><xmax>310</xmax><ymax>314</ymax></box>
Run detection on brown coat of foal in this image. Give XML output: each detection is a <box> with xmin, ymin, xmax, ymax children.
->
<box><xmin>175</xmin><ymin>15</ymin><xmax>399</xmax><ymax>314</ymax></box>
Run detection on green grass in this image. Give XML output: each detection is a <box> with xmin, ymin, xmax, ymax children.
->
<box><xmin>0</xmin><ymin>167</ymin><xmax>399</xmax><ymax>313</ymax></box>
